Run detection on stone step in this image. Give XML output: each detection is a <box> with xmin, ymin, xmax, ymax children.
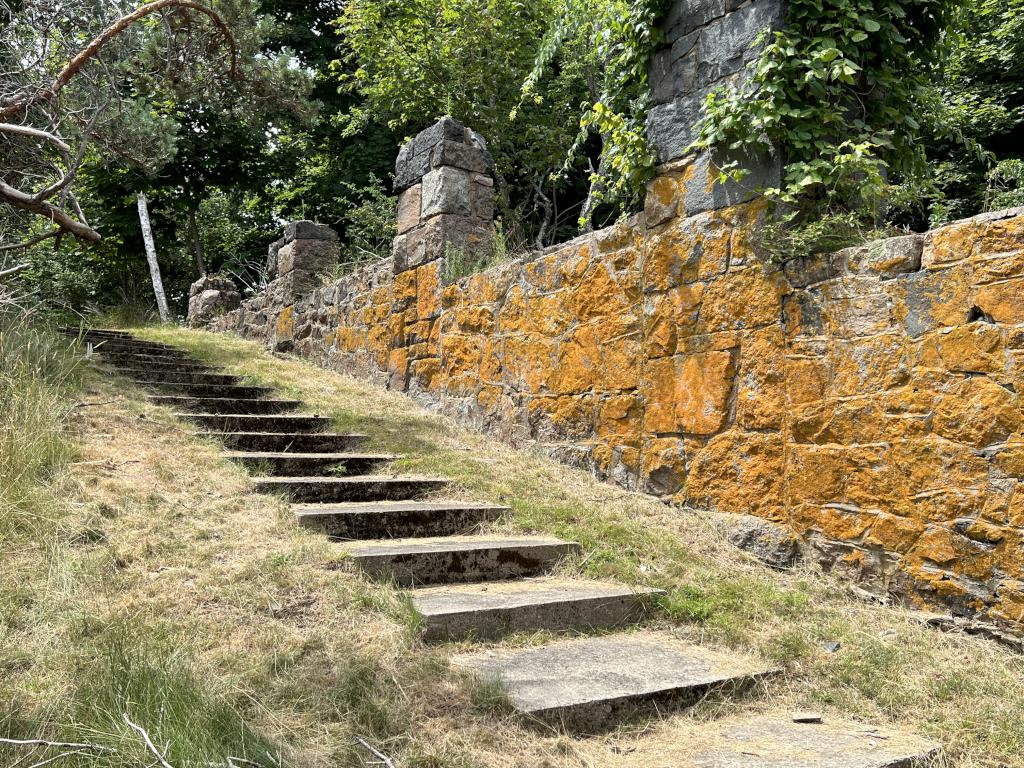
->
<box><xmin>294</xmin><ymin>500</ymin><xmax>506</xmax><ymax>540</ymax></box>
<box><xmin>100</xmin><ymin>353</ymin><xmax>209</xmax><ymax>368</ymax></box>
<box><xmin>452</xmin><ymin>633</ymin><xmax>775</xmax><ymax>731</ymax></box>
<box><xmin>196</xmin><ymin>431</ymin><xmax>370</xmax><ymax>452</ymax></box>
<box><xmin>254</xmin><ymin>475</ymin><xmax>447</xmax><ymax>503</ymax></box>
<box><xmin>226</xmin><ymin>451</ymin><xmax>396</xmax><ymax>475</ymax></box>
<box><xmin>411</xmin><ymin>578</ymin><xmax>664</xmax><ymax>642</ymax></box>
<box><xmin>136</xmin><ymin>382</ymin><xmax>275</xmax><ymax>399</ymax></box>
<box><xmin>176</xmin><ymin>412</ymin><xmax>332</xmax><ymax>433</ymax></box>
<box><xmin>584</xmin><ymin>715</ymin><xmax>942</xmax><ymax>767</ymax></box>
<box><xmin>62</xmin><ymin>327</ymin><xmax>133</xmax><ymax>339</ymax></box>
<box><xmin>105</xmin><ymin>358</ymin><xmax>211</xmax><ymax>373</ymax></box>
<box><xmin>86</xmin><ymin>340</ymin><xmax>190</xmax><ymax>356</ymax></box>
<box><xmin>151</xmin><ymin>396</ymin><xmax>301</xmax><ymax>415</ymax></box>
<box><xmin>343</xmin><ymin>535</ymin><xmax>580</xmax><ymax>586</ymax></box>
<box><xmin>121</xmin><ymin>369</ymin><xmax>241</xmax><ymax>386</ymax></box>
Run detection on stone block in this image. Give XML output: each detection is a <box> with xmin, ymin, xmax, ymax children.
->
<box><xmin>431</xmin><ymin>139</ymin><xmax>488</xmax><ymax>174</ymax></box>
<box><xmin>470</xmin><ymin>174</ymin><xmax>495</xmax><ymax>220</ymax></box>
<box><xmin>186</xmin><ymin>275</ymin><xmax>241</xmax><ymax>328</ymax></box>
<box><xmin>284</xmin><ymin>220</ymin><xmax>338</xmax><ymax>242</ymax></box>
<box><xmin>422</xmin><ymin>167</ymin><xmax>472</xmax><ymax>218</ymax></box>
<box><xmin>277</xmin><ymin>239</ymin><xmax>339</xmax><ymax>277</ymax></box>
<box><xmin>650</xmin><ymin>49</ymin><xmax>675</xmax><ymax>105</ymax></box>
<box><xmin>266</xmin><ymin>236</ymin><xmax>286</xmax><ymax>279</ymax></box>
<box><xmin>397</xmin><ymin>184</ymin><xmax>422</xmax><ymax>235</ymax></box>
<box><xmin>849</xmin><ymin>234</ymin><xmax>924</xmax><ymax>278</ymax></box>
<box><xmin>695</xmin><ymin>0</ymin><xmax>784</xmax><ymax>87</ymax></box>
<box><xmin>664</xmin><ymin>0</ymin><xmax>727</xmax><ymax>39</ymax></box>
<box><xmin>412</xmin><ymin>115</ymin><xmax>466</xmax><ymax>156</ymax></box>
<box><xmin>394</xmin><ymin>144</ymin><xmax>431</xmax><ymax>191</ymax></box>
<box><xmin>726</xmin><ymin>514</ymin><xmax>800</xmax><ymax>568</ymax></box>
<box><xmin>683</xmin><ymin>149</ymin><xmax>781</xmax><ymax>217</ymax></box>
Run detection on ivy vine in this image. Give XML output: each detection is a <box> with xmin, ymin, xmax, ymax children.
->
<box><xmin>521</xmin><ymin>0</ymin><xmax>671</xmax><ymax>224</ymax></box>
<box><xmin>689</xmin><ymin>0</ymin><xmax>956</xmax><ymax>219</ymax></box>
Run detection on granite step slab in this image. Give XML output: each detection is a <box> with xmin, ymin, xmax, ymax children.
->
<box><xmin>86</xmin><ymin>341</ymin><xmax>191</xmax><ymax>356</ymax></box>
<box><xmin>137</xmin><ymin>382</ymin><xmax>275</xmax><ymax>399</ymax></box>
<box><xmin>254</xmin><ymin>475</ymin><xmax>447</xmax><ymax>503</ymax></box>
<box><xmin>178</xmin><ymin>412</ymin><xmax>332</xmax><ymax>433</ymax></box>
<box><xmin>294</xmin><ymin>500</ymin><xmax>506</xmax><ymax>540</ymax></box>
<box><xmin>106</xmin><ymin>359</ymin><xmax>211</xmax><ymax>373</ymax></box>
<box><xmin>227</xmin><ymin>451</ymin><xmax>395</xmax><ymax>476</ymax></box>
<box><xmin>101</xmin><ymin>352</ymin><xmax>208</xmax><ymax>367</ymax></box>
<box><xmin>196</xmin><ymin>431</ymin><xmax>370</xmax><ymax>452</ymax></box>
<box><xmin>121</xmin><ymin>369</ymin><xmax>242</xmax><ymax>386</ymax></box>
<box><xmin>343</xmin><ymin>535</ymin><xmax>580</xmax><ymax>586</ymax></box>
<box><xmin>152</xmin><ymin>396</ymin><xmax>301</xmax><ymax>415</ymax></box>
<box><xmin>452</xmin><ymin>633</ymin><xmax>775</xmax><ymax>731</ymax></box>
<box><xmin>62</xmin><ymin>327</ymin><xmax>133</xmax><ymax>339</ymax></box>
<box><xmin>411</xmin><ymin>578</ymin><xmax>664</xmax><ymax>642</ymax></box>
<box><xmin>583</xmin><ymin>715</ymin><xmax>942</xmax><ymax>767</ymax></box>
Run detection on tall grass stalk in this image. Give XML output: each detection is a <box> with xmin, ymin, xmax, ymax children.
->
<box><xmin>0</xmin><ymin>311</ymin><xmax>82</xmax><ymax>540</ymax></box>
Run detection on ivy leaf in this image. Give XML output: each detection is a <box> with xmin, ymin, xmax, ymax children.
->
<box><xmin>862</xmin><ymin>18</ymin><xmax>881</xmax><ymax>32</ymax></box>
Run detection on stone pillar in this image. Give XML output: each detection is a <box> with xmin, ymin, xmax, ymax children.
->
<box><xmin>269</xmin><ymin>220</ymin><xmax>339</xmax><ymax>352</ymax></box>
<box><xmin>186</xmin><ymin>275</ymin><xmax>241</xmax><ymax>328</ymax></box>
<box><xmin>387</xmin><ymin>117</ymin><xmax>495</xmax><ymax>395</ymax></box>
<box><xmin>392</xmin><ymin>116</ymin><xmax>495</xmax><ymax>275</ymax></box>
<box><xmin>647</xmin><ymin>0</ymin><xmax>786</xmax><ymax>215</ymax></box>
<box><xmin>272</xmin><ymin>220</ymin><xmax>339</xmax><ymax>302</ymax></box>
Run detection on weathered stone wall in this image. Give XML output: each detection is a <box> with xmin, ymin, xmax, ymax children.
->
<box><xmin>214</xmin><ymin>145</ymin><xmax>1024</xmax><ymax>624</ymax></box>
<box><xmin>647</xmin><ymin>0</ymin><xmax>786</xmax><ymax>213</ymax></box>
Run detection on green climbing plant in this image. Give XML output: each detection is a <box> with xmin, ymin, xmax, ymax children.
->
<box><xmin>690</xmin><ymin>0</ymin><xmax>958</xmax><ymax>218</ymax></box>
<box><xmin>521</xmin><ymin>0</ymin><xmax>672</xmax><ymax>224</ymax></box>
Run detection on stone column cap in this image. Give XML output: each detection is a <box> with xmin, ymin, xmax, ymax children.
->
<box><xmin>285</xmin><ymin>220</ymin><xmax>339</xmax><ymax>243</ymax></box>
<box><xmin>394</xmin><ymin>116</ymin><xmax>494</xmax><ymax>192</ymax></box>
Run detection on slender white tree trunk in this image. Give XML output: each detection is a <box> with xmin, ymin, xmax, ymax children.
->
<box><xmin>136</xmin><ymin>192</ymin><xmax>170</xmax><ymax>322</ymax></box>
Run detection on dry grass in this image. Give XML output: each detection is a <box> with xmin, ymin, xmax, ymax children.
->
<box><xmin>3</xmin><ymin>322</ymin><xmax>1024</xmax><ymax>767</ymax></box>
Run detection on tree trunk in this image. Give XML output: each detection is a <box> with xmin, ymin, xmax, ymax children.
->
<box><xmin>136</xmin><ymin>192</ymin><xmax>170</xmax><ymax>323</ymax></box>
<box><xmin>580</xmin><ymin>144</ymin><xmax>608</xmax><ymax>234</ymax></box>
<box><xmin>187</xmin><ymin>207</ymin><xmax>207</xmax><ymax>277</ymax></box>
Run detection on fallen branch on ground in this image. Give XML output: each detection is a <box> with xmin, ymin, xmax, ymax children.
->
<box><xmin>353</xmin><ymin>737</ymin><xmax>396</xmax><ymax>768</ymax></box>
<box><xmin>0</xmin><ymin>738</ymin><xmax>113</xmax><ymax>753</ymax></box>
<box><xmin>123</xmin><ymin>714</ymin><xmax>175</xmax><ymax>768</ymax></box>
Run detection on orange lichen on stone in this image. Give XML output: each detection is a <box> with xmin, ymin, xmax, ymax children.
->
<box><xmin>221</xmin><ymin>194</ymin><xmax>1024</xmax><ymax>625</ymax></box>
<box><xmin>276</xmin><ymin>305</ymin><xmax>294</xmax><ymax>338</ymax></box>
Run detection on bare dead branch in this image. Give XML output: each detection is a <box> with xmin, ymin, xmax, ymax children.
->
<box><xmin>0</xmin><ymin>738</ymin><xmax>113</xmax><ymax>753</ymax></box>
<box><xmin>0</xmin><ymin>0</ymin><xmax>239</xmax><ymax>122</ymax></box>
<box><xmin>0</xmin><ymin>230</ymin><xmax>60</xmax><ymax>252</ymax></box>
<box><xmin>0</xmin><ymin>123</ymin><xmax>72</xmax><ymax>154</ymax></box>
<box><xmin>122</xmin><ymin>715</ymin><xmax>174</xmax><ymax>768</ymax></box>
<box><xmin>0</xmin><ymin>181</ymin><xmax>100</xmax><ymax>241</ymax></box>
<box><xmin>353</xmin><ymin>737</ymin><xmax>397</xmax><ymax>768</ymax></box>
<box><xmin>0</xmin><ymin>263</ymin><xmax>30</xmax><ymax>279</ymax></box>
<box><xmin>27</xmin><ymin>748</ymin><xmax>91</xmax><ymax>768</ymax></box>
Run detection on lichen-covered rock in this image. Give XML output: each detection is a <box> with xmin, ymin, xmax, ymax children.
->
<box><xmin>187</xmin><ymin>275</ymin><xmax>241</xmax><ymax>328</ymax></box>
<box><xmin>726</xmin><ymin>514</ymin><xmax>801</xmax><ymax>569</ymax></box>
<box><xmin>210</xmin><ymin>144</ymin><xmax>1024</xmax><ymax>629</ymax></box>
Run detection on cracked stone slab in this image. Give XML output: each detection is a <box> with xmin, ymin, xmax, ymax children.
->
<box><xmin>295</xmin><ymin>500</ymin><xmax>506</xmax><ymax>540</ymax></box>
<box><xmin>452</xmin><ymin>632</ymin><xmax>774</xmax><ymax>731</ymax></box>
<box><xmin>585</xmin><ymin>715</ymin><xmax>942</xmax><ymax>767</ymax></box>
<box><xmin>344</xmin><ymin>535</ymin><xmax>579</xmax><ymax>586</ymax></box>
<box><xmin>412</xmin><ymin>578</ymin><xmax>664</xmax><ymax>641</ymax></box>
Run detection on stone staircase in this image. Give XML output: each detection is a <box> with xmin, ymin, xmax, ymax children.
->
<box><xmin>68</xmin><ymin>327</ymin><xmax>944</xmax><ymax>766</ymax></box>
